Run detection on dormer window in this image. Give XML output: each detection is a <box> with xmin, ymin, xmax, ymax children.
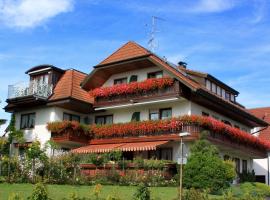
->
<box><xmin>147</xmin><ymin>71</ymin><xmax>163</xmax><ymax>79</ymax></box>
<box><xmin>114</xmin><ymin>78</ymin><xmax>127</xmax><ymax>85</ymax></box>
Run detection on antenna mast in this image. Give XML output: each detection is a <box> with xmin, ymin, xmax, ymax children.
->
<box><xmin>148</xmin><ymin>16</ymin><xmax>164</xmax><ymax>52</ymax></box>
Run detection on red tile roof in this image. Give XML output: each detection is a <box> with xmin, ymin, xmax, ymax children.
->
<box><xmin>49</xmin><ymin>69</ymin><xmax>93</xmax><ymax>104</ymax></box>
<box><xmin>98</xmin><ymin>41</ymin><xmax>151</xmax><ymax>65</ymax></box>
<box><xmin>249</xmin><ymin>107</ymin><xmax>270</xmax><ymax>141</ymax></box>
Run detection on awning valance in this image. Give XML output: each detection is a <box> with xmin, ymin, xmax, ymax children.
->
<box><xmin>72</xmin><ymin>141</ymin><xmax>168</xmax><ymax>154</ymax></box>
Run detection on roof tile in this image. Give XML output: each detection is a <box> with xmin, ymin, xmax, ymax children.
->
<box><xmin>249</xmin><ymin>107</ymin><xmax>270</xmax><ymax>141</ymax></box>
<box><xmin>98</xmin><ymin>41</ymin><xmax>150</xmax><ymax>65</ymax></box>
<box><xmin>50</xmin><ymin>70</ymin><xmax>93</xmax><ymax>104</ymax></box>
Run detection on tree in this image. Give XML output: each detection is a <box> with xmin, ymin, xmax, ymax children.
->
<box><xmin>0</xmin><ymin>119</ymin><xmax>6</xmax><ymax>126</ymax></box>
<box><xmin>183</xmin><ymin>139</ymin><xmax>236</xmax><ymax>193</ymax></box>
<box><xmin>26</xmin><ymin>141</ymin><xmax>48</xmax><ymax>182</ymax></box>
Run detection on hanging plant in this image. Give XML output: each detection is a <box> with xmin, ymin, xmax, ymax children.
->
<box><xmin>89</xmin><ymin>77</ymin><xmax>174</xmax><ymax>98</ymax></box>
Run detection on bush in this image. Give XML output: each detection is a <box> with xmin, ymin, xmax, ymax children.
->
<box><xmin>237</xmin><ymin>182</ymin><xmax>270</xmax><ymax>197</ymax></box>
<box><xmin>239</xmin><ymin>170</ymin><xmax>255</xmax><ymax>183</ymax></box>
<box><xmin>183</xmin><ymin>139</ymin><xmax>236</xmax><ymax>193</ymax></box>
<box><xmin>183</xmin><ymin>188</ymin><xmax>209</xmax><ymax>200</ymax></box>
<box><xmin>133</xmin><ymin>183</ymin><xmax>150</xmax><ymax>200</ymax></box>
<box><xmin>8</xmin><ymin>193</ymin><xmax>24</xmax><ymax>200</ymax></box>
<box><xmin>28</xmin><ymin>182</ymin><xmax>49</xmax><ymax>200</ymax></box>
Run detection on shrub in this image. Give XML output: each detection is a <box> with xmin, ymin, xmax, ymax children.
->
<box><xmin>183</xmin><ymin>139</ymin><xmax>236</xmax><ymax>193</ymax></box>
<box><xmin>238</xmin><ymin>182</ymin><xmax>270</xmax><ymax>197</ymax></box>
<box><xmin>133</xmin><ymin>183</ymin><xmax>150</xmax><ymax>200</ymax></box>
<box><xmin>28</xmin><ymin>182</ymin><xmax>49</xmax><ymax>200</ymax></box>
<box><xmin>183</xmin><ymin>188</ymin><xmax>209</xmax><ymax>200</ymax></box>
<box><xmin>239</xmin><ymin>170</ymin><xmax>255</xmax><ymax>183</ymax></box>
<box><xmin>8</xmin><ymin>193</ymin><xmax>24</xmax><ymax>200</ymax></box>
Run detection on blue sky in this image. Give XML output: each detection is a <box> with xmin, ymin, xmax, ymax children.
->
<box><xmin>0</xmin><ymin>0</ymin><xmax>270</xmax><ymax>133</ymax></box>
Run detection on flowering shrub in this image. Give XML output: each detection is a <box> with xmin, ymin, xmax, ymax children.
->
<box><xmin>47</xmin><ymin>120</ymin><xmax>90</xmax><ymax>135</ymax></box>
<box><xmin>89</xmin><ymin>77</ymin><xmax>174</xmax><ymax>98</ymax></box>
<box><xmin>46</xmin><ymin>115</ymin><xmax>270</xmax><ymax>151</ymax></box>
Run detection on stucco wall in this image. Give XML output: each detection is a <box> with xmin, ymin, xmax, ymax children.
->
<box><xmin>190</xmin><ymin>102</ymin><xmax>251</xmax><ymax>133</ymax></box>
<box><xmin>92</xmin><ymin>99</ymin><xmax>191</xmax><ymax>123</ymax></box>
<box><xmin>14</xmin><ymin>106</ymin><xmax>90</xmax><ymax>148</ymax></box>
<box><xmin>103</xmin><ymin>66</ymin><xmax>170</xmax><ymax>87</ymax></box>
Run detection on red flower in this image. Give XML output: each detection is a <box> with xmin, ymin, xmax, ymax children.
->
<box><xmin>89</xmin><ymin>77</ymin><xmax>174</xmax><ymax>98</ymax></box>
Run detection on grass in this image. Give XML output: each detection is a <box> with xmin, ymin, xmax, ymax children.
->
<box><xmin>0</xmin><ymin>183</ymin><xmax>178</xmax><ymax>200</ymax></box>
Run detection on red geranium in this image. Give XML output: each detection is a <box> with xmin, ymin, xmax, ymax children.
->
<box><xmin>47</xmin><ymin>115</ymin><xmax>270</xmax><ymax>151</ymax></box>
<box><xmin>89</xmin><ymin>77</ymin><xmax>174</xmax><ymax>98</ymax></box>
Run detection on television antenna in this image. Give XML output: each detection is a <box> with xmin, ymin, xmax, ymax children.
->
<box><xmin>147</xmin><ymin>16</ymin><xmax>165</xmax><ymax>52</ymax></box>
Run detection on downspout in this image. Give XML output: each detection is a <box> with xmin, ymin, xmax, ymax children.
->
<box><xmin>267</xmin><ymin>152</ymin><xmax>270</xmax><ymax>185</ymax></box>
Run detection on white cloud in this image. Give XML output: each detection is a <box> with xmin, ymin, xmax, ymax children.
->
<box><xmin>0</xmin><ymin>0</ymin><xmax>74</xmax><ymax>28</ymax></box>
<box><xmin>188</xmin><ymin>0</ymin><xmax>236</xmax><ymax>13</ymax></box>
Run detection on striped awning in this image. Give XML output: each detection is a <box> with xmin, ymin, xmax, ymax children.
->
<box><xmin>72</xmin><ymin>141</ymin><xmax>168</xmax><ymax>154</ymax></box>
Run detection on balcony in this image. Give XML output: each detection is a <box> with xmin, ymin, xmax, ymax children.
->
<box><xmin>51</xmin><ymin>131</ymin><xmax>90</xmax><ymax>147</ymax></box>
<box><xmin>90</xmin><ymin>78</ymin><xmax>181</xmax><ymax>108</ymax></box>
<box><xmin>8</xmin><ymin>81</ymin><xmax>53</xmax><ymax>99</ymax></box>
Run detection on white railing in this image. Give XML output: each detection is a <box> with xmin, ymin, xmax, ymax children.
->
<box><xmin>8</xmin><ymin>81</ymin><xmax>53</xmax><ymax>99</ymax></box>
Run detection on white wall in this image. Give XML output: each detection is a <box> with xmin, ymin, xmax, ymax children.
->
<box><xmin>103</xmin><ymin>66</ymin><xmax>169</xmax><ymax>87</ymax></box>
<box><xmin>92</xmin><ymin>99</ymin><xmax>190</xmax><ymax>123</ymax></box>
<box><xmin>190</xmin><ymin>102</ymin><xmax>252</xmax><ymax>133</ymax></box>
<box><xmin>14</xmin><ymin>106</ymin><xmax>90</xmax><ymax>148</ymax></box>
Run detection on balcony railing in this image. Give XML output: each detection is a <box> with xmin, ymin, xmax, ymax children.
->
<box><xmin>8</xmin><ymin>81</ymin><xmax>53</xmax><ymax>99</ymax></box>
<box><xmin>51</xmin><ymin>131</ymin><xmax>90</xmax><ymax>144</ymax></box>
<box><xmin>94</xmin><ymin>81</ymin><xmax>181</xmax><ymax>107</ymax></box>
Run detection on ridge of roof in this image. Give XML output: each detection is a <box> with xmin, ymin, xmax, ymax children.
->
<box><xmin>97</xmin><ymin>41</ymin><xmax>151</xmax><ymax>66</ymax></box>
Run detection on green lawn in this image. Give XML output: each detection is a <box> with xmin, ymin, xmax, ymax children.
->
<box><xmin>0</xmin><ymin>183</ymin><xmax>178</xmax><ymax>200</ymax></box>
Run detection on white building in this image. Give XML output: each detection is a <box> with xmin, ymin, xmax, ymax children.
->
<box><xmin>4</xmin><ymin>41</ymin><xmax>269</xmax><ymax>176</ymax></box>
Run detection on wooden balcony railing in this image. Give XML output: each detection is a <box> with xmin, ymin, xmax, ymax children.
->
<box><xmin>94</xmin><ymin>81</ymin><xmax>181</xmax><ymax>107</ymax></box>
<box><xmin>51</xmin><ymin>131</ymin><xmax>90</xmax><ymax>144</ymax></box>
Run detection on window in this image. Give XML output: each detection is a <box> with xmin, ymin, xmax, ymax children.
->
<box><xmin>160</xmin><ymin>108</ymin><xmax>172</xmax><ymax>120</ymax></box>
<box><xmin>234</xmin><ymin>125</ymin><xmax>240</xmax><ymax>129</ymax></box>
<box><xmin>225</xmin><ymin>92</ymin><xmax>230</xmax><ymax>100</ymax></box>
<box><xmin>234</xmin><ymin>158</ymin><xmax>241</xmax><ymax>173</ymax></box>
<box><xmin>222</xmin><ymin>89</ymin><xmax>226</xmax><ymax>98</ymax></box>
<box><xmin>217</xmin><ymin>86</ymin><xmax>221</xmax><ymax>96</ymax></box>
<box><xmin>114</xmin><ymin>78</ymin><xmax>127</xmax><ymax>85</ymax></box>
<box><xmin>131</xmin><ymin>112</ymin><xmax>140</xmax><ymax>122</ymax></box>
<box><xmin>63</xmin><ymin>113</ymin><xmax>80</xmax><ymax>122</ymax></box>
<box><xmin>149</xmin><ymin>108</ymin><xmax>172</xmax><ymax>120</ymax></box>
<box><xmin>147</xmin><ymin>71</ymin><xmax>163</xmax><ymax>79</ymax></box>
<box><xmin>222</xmin><ymin>120</ymin><xmax>232</xmax><ymax>126</ymax></box>
<box><xmin>230</xmin><ymin>94</ymin><xmax>235</xmax><ymax>102</ymax></box>
<box><xmin>206</xmin><ymin>80</ymin><xmax>211</xmax><ymax>90</ymax></box>
<box><xmin>161</xmin><ymin>148</ymin><xmax>173</xmax><ymax>160</ymax></box>
<box><xmin>84</xmin><ymin>117</ymin><xmax>90</xmax><ymax>124</ymax></box>
<box><xmin>202</xmin><ymin>112</ymin><xmax>210</xmax><ymax>117</ymax></box>
<box><xmin>20</xmin><ymin>113</ymin><xmax>35</xmax><ymax>129</ymax></box>
<box><xmin>211</xmin><ymin>83</ymin><xmax>217</xmax><ymax>93</ymax></box>
<box><xmin>95</xmin><ymin>115</ymin><xmax>113</xmax><ymax>125</ymax></box>
<box><xmin>129</xmin><ymin>75</ymin><xmax>138</xmax><ymax>83</ymax></box>
<box><xmin>148</xmin><ymin>148</ymin><xmax>173</xmax><ymax>160</ymax></box>
<box><xmin>149</xmin><ymin>110</ymin><xmax>159</xmax><ymax>120</ymax></box>
<box><xmin>242</xmin><ymin>160</ymin><xmax>247</xmax><ymax>173</ymax></box>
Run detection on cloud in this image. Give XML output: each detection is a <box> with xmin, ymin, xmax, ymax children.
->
<box><xmin>187</xmin><ymin>0</ymin><xmax>236</xmax><ymax>13</ymax></box>
<box><xmin>0</xmin><ymin>0</ymin><xmax>74</xmax><ymax>28</ymax></box>
<box><xmin>250</xmin><ymin>0</ymin><xmax>267</xmax><ymax>24</ymax></box>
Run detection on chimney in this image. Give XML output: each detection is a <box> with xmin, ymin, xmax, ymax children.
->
<box><xmin>178</xmin><ymin>61</ymin><xmax>187</xmax><ymax>69</ymax></box>
<box><xmin>177</xmin><ymin>61</ymin><xmax>188</xmax><ymax>73</ymax></box>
